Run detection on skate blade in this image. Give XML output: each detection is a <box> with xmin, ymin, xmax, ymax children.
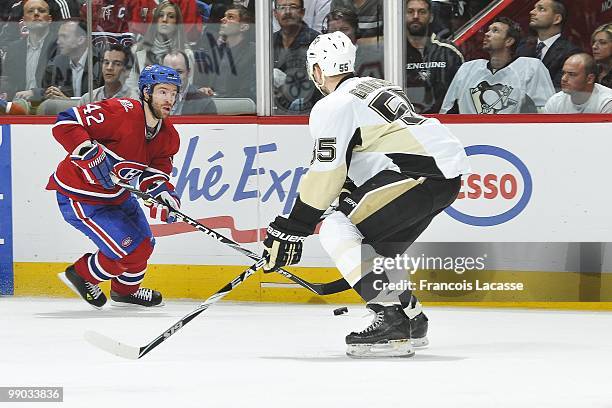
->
<box><xmin>109</xmin><ymin>299</ymin><xmax>166</xmax><ymax>308</ymax></box>
<box><xmin>411</xmin><ymin>336</ymin><xmax>429</xmax><ymax>348</ymax></box>
<box><xmin>346</xmin><ymin>340</ymin><xmax>414</xmax><ymax>358</ymax></box>
<box><xmin>57</xmin><ymin>272</ymin><xmax>104</xmax><ymax>310</ymax></box>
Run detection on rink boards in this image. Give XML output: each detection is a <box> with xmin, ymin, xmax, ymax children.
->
<box><xmin>1</xmin><ymin>118</ymin><xmax>612</xmax><ymax>303</ymax></box>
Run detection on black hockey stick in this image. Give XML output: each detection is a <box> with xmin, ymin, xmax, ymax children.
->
<box><xmin>85</xmin><ymin>259</ymin><xmax>264</xmax><ymax>359</ymax></box>
<box><xmin>115</xmin><ymin>180</ymin><xmax>350</xmax><ymax>296</ymax></box>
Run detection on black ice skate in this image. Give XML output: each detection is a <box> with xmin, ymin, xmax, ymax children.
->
<box><xmin>345</xmin><ymin>303</ymin><xmax>414</xmax><ymax>358</ymax></box>
<box><xmin>58</xmin><ymin>265</ymin><xmax>107</xmax><ymax>309</ymax></box>
<box><xmin>410</xmin><ymin>312</ymin><xmax>429</xmax><ymax>348</ymax></box>
<box><xmin>110</xmin><ymin>288</ymin><xmax>164</xmax><ymax>307</ymax></box>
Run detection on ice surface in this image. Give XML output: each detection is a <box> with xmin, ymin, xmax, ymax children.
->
<box><xmin>1</xmin><ymin>298</ymin><xmax>611</xmax><ymax>408</ymax></box>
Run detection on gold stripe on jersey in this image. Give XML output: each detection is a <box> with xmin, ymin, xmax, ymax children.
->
<box><xmin>348</xmin><ymin>177</ymin><xmax>425</xmax><ymax>225</ymax></box>
<box><xmin>298</xmin><ymin>164</ymin><xmax>347</xmax><ymax>210</ymax></box>
<box><xmin>327</xmin><ymin>241</ymin><xmax>371</xmax><ymax>285</ymax></box>
<box><xmin>355</xmin><ymin>122</ymin><xmax>427</xmax><ymax>154</ymax></box>
<box><xmin>344</xmin><ymin>260</ymin><xmax>377</xmax><ymax>286</ymax></box>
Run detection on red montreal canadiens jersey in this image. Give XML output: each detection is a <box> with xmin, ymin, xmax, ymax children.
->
<box><xmin>46</xmin><ymin>98</ymin><xmax>180</xmax><ymax>205</ymax></box>
<box><xmin>80</xmin><ymin>0</ymin><xmax>131</xmax><ymax>33</ymax></box>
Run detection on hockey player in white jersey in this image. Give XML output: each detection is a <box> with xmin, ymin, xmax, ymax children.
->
<box><xmin>440</xmin><ymin>17</ymin><xmax>555</xmax><ymax>114</ymax></box>
<box><xmin>262</xmin><ymin>31</ymin><xmax>471</xmax><ymax>358</ymax></box>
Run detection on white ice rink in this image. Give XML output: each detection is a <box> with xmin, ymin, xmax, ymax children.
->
<box><xmin>1</xmin><ymin>298</ymin><xmax>611</xmax><ymax>408</ymax></box>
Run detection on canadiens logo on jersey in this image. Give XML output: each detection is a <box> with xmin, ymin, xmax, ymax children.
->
<box><xmin>112</xmin><ymin>161</ymin><xmax>148</xmax><ymax>183</ymax></box>
<box><xmin>469</xmin><ymin>81</ymin><xmax>518</xmax><ymax>114</ymax></box>
<box><xmin>121</xmin><ymin>237</ymin><xmax>133</xmax><ymax>248</ymax></box>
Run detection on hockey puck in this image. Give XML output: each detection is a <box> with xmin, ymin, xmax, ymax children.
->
<box><xmin>333</xmin><ymin>307</ymin><xmax>348</xmax><ymax>316</ymax></box>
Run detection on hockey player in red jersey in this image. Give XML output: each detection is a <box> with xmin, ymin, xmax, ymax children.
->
<box><xmin>51</xmin><ymin>64</ymin><xmax>182</xmax><ymax>309</ymax></box>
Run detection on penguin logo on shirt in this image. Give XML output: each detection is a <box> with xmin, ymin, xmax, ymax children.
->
<box><xmin>469</xmin><ymin>81</ymin><xmax>517</xmax><ymax>114</ymax></box>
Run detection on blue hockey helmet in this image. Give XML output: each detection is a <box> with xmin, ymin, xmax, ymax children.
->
<box><xmin>138</xmin><ymin>64</ymin><xmax>182</xmax><ymax>98</ymax></box>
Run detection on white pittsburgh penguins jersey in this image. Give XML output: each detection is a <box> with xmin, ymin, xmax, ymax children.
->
<box><xmin>440</xmin><ymin>57</ymin><xmax>555</xmax><ymax>114</ymax></box>
<box><xmin>299</xmin><ymin>76</ymin><xmax>471</xmax><ymax>212</ymax></box>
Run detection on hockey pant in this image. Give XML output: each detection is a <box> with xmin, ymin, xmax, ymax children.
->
<box><xmin>56</xmin><ymin>193</ymin><xmax>155</xmax><ymax>295</ymax></box>
<box><xmin>319</xmin><ymin>170</ymin><xmax>461</xmax><ymax>307</ymax></box>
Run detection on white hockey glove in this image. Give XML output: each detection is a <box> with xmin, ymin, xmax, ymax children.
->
<box><xmin>262</xmin><ymin>216</ymin><xmax>315</xmax><ymax>273</ymax></box>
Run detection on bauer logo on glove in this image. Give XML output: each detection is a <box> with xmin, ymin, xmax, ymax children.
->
<box><xmin>266</xmin><ymin>227</ymin><xmax>307</xmax><ymax>243</ymax></box>
<box><xmin>262</xmin><ymin>216</ymin><xmax>315</xmax><ymax>272</ymax></box>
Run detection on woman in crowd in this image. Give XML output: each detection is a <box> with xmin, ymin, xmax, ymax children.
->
<box><xmin>127</xmin><ymin>0</ymin><xmax>194</xmax><ymax>91</ymax></box>
<box><xmin>592</xmin><ymin>23</ymin><xmax>612</xmax><ymax>88</ymax></box>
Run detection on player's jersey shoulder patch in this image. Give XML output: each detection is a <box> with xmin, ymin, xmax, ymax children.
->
<box><xmin>118</xmin><ymin>98</ymin><xmax>135</xmax><ymax>112</ymax></box>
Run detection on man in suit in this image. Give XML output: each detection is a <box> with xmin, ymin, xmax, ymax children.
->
<box><xmin>41</xmin><ymin>19</ymin><xmax>103</xmax><ymax>99</ymax></box>
<box><xmin>517</xmin><ymin>0</ymin><xmax>581</xmax><ymax>90</ymax></box>
<box><xmin>2</xmin><ymin>0</ymin><xmax>57</xmax><ymax>102</ymax></box>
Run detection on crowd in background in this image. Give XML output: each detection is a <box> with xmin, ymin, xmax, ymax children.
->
<box><xmin>0</xmin><ymin>0</ymin><xmax>610</xmax><ymax>115</ymax></box>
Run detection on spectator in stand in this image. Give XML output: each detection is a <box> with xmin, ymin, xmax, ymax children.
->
<box><xmin>162</xmin><ymin>50</ymin><xmax>216</xmax><ymax>115</ymax></box>
<box><xmin>79</xmin><ymin>44</ymin><xmax>138</xmax><ymax>104</ymax></box>
<box><xmin>195</xmin><ymin>4</ymin><xmax>256</xmax><ymax>101</ymax></box>
<box><xmin>79</xmin><ymin>0</ymin><xmax>132</xmax><ymax>33</ymax></box>
<box><xmin>330</xmin><ymin>0</ymin><xmax>382</xmax><ymax>41</ymax></box>
<box><xmin>2</xmin><ymin>0</ymin><xmax>57</xmax><ymax>102</ymax></box>
<box><xmin>516</xmin><ymin>0</ymin><xmax>581</xmax><ymax>91</ymax></box>
<box><xmin>543</xmin><ymin>53</ymin><xmax>612</xmax><ymax>113</ymax></box>
<box><xmin>272</xmin><ymin>0</ymin><xmax>320</xmax><ymax>114</ymax></box>
<box><xmin>0</xmin><ymin>0</ymin><xmax>79</xmax><ymax>43</ymax></box>
<box><xmin>441</xmin><ymin>17</ymin><xmax>554</xmax><ymax>114</ymax></box>
<box><xmin>126</xmin><ymin>1</ymin><xmax>194</xmax><ymax>93</ymax></box>
<box><xmin>273</xmin><ymin>0</ymin><xmax>331</xmax><ymax>33</ymax></box>
<box><xmin>404</xmin><ymin>0</ymin><xmax>463</xmax><ymax>113</ymax></box>
<box><xmin>322</xmin><ymin>8</ymin><xmax>383</xmax><ymax>79</ymax></box>
<box><xmin>592</xmin><ymin>23</ymin><xmax>612</xmax><ymax>89</ymax></box>
<box><xmin>41</xmin><ymin>19</ymin><xmax>102</xmax><ymax>99</ymax></box>
<box><xmin>79</xmin><ymin>0</ymin><xmax>136</xmax><ymax>53</ymax></box>
<box><xmin>130</xmin><ymin>0</ymin><xmax>202</xmax><ymax>42</ymax></box>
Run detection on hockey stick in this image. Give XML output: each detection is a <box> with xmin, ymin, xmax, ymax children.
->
<box><xmin>85</xmin><ymin>259</ymin><xmax>264</xmax><ymax>359</ymax></box>
<box><xmin>115</xmin><ymin>180</ymin><xmax>350</xmax><ymax>296</ymax></box>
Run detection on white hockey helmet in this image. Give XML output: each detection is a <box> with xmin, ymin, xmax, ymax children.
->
<box><xmin>307</xmin><ymin>32</ymin><xmax>357</xmax><ymax>93</ymax></box>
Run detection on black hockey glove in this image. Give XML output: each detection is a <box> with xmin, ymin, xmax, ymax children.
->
<box><xmin>339</xmin><ymin>178</ymin><xmax>357</xmax><ymax>204</ymax></box>
<box><xmin>262</xmin><ymin>216</ymin><xmax>315</xmax><ymax>273</ymax></box>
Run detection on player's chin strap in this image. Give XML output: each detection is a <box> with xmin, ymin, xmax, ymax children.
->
<box><xmin>308</xmin><ymin>67</ymin><xmax>329</xmax><ymax>96</ymax></box>
<box><xmin>114</xmin><ymin>179</ymin><xmax>350</xmax><ymax>296</ymax></box>
<box><xmin>141</xmin><ymin>86</ymin><xmax>161</xmax><ymax>120</ymax></box>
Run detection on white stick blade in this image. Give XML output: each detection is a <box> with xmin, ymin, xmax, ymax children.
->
<box><xmin>84</xmin><ymin>330</ymin><xmax>141</xmax><ymax>360</ymax></box>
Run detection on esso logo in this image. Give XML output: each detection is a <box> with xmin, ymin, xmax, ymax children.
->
<box><xmin>458</xmin><ymin>173</ymin><xmax>518</xmax><ymax>200</ymax></box>
<box><xmin>445</xmin><ymin>145</ymin><xmax>532</xmax><ymax>226</ymax></box>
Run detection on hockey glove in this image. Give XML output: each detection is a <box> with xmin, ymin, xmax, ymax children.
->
<box><xmin>70</xmin><ymin>141</ymin><xmax>114</xmax><ymax>189</ymax></box>
<box><xmin>339</xmin><ymin>177</ymin><xmax>357</xmax><ymax>204</ymax></box>
<box><xmin>325</xmin><ymin>177</ymin><xmax>357</xmax><ymax>216</ymax></box>
<box><xmin>144</xmin><ymin>180</ymin><xmax>181</xmax><ymax>223</ymax></box>
<box><xmin>262</xmin><ymin>216</ymin><xmax>314</xmax><ymax>273</ymax></box>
